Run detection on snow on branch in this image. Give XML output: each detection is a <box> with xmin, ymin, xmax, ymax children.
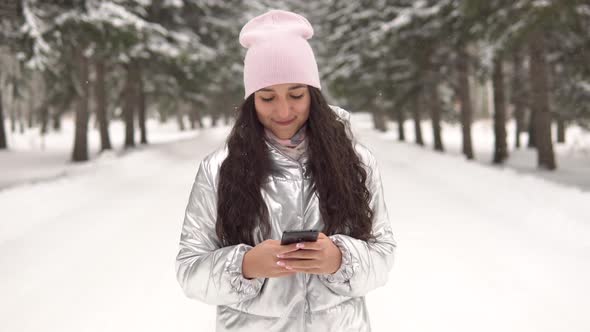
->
<box><xmin>20</xmin><ymin>0</ymin><xmax>51</xmax><ymax>69</ymax></box>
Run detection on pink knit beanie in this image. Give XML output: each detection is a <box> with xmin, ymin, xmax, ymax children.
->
<box><xmin>239</xmin><ymin>9</ymin><xmax>321</xmax><ymax>99</ymax></box>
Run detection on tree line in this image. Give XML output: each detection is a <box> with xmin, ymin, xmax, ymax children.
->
<box><xmin>0</xmin><ymin>0</ymin><xmax>248</xmax><ymax>161</ymax></box>
<box><xmin>1</xmin><ymin>1</ymin><xmax>589</xmax><ymax>172</ymax></box>
<box><xmin>304</xmin><ymin>0</ymin><xmax>590</xmax><ymax>171</ymax></box>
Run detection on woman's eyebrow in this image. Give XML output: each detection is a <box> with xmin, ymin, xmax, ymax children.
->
<box><xmin>258</xmin><ymin>85</ymin><xmax>306</xmax><ymax>92</ymax></box>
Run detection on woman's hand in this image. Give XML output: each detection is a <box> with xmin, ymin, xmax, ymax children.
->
<box><xmin>275</xmin><ymin>232</ymin><xmax>342</xmax><ymax>275</ymax></box>
<box><xmin>242</xmin><ymin>239</ymin><xmax>299</xmax><ymax>279</ymax></box>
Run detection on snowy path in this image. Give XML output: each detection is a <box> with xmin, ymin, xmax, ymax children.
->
<box><xmin>1</xmin><ymin>116</ymin><xmax>589</xmax><ymax>332</ymax></box>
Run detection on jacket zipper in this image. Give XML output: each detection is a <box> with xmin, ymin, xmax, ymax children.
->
<box><xmin>265</xmin><ymin>140</ymin><xmax>310</xmax><ymax>317</ymax></box>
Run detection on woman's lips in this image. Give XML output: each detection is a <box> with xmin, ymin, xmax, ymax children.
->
<box><xmin>274</xmin><ymin>118</ymin><xmax>295</xmax><ymax>125</ymax></box>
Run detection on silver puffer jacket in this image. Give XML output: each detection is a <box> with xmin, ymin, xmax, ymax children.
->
<box><xmin>175</xmin><ymin>106</ymin><xmax>396</xmax><ymax>331</ymax></box>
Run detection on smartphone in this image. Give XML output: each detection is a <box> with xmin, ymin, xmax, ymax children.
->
<box><xmin>281</xmin><ymin>229</ymin><xmax>319</xmax><ymax>246</ymax></box>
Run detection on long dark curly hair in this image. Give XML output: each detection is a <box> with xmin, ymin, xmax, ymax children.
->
<box><xmin>215</xmin><ymin>87</ymin><xmax>375</xmax><ymax>247</ymax></box>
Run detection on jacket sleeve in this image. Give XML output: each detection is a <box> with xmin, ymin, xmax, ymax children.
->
<box><xmin>175</xmin><ymin>159</ymin><xmax>265</xmax><ymax>305</ymax></box>
<box><xmin>317</xmin><ymin>147</ymin><xmax>397</xmax><ymax>297</ymax></box>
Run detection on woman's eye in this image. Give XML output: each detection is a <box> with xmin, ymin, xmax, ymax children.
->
<box><xmin>261</xmin><ymin>96</ymin><xmax>274</xmax><ymax>102</ymax></box>
<box><xmin>290</xmin><ymin>94</ymin><xmax>304</xmax><ymax>99</ymax></box>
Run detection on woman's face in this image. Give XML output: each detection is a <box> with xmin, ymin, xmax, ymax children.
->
<box><xmin>254</xmin><ymin>83</ymin><xmax>311</xmax><ymax>140</ymax></box>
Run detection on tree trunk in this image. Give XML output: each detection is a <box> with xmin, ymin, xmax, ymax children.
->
<box><xmin>27</xmin><ymin>75</ymin><xmax>39</xmax><ymax>129</ymax></box>
<box><xmin>492</xmin><ymin>55</ymin><xmax>508</xmax><ymax>164</ymax></box>
<box><xmin>0</xmin><ymin>90</ymin><xmax>7</xmax><ymax>149</ymax></box>
<box><xmin>10</xmin><ymin>99</ymin><xmax>16</xmax><ymax>133</ymax></box>
<box><xmin>528</xmin><ymin>29</ymin><xmax>556</xmax><ymax>170</ymax></box>
<box><xmin>94</xmin><ymin>58</ymin><xmax>112</xmax><ymax>151</ymax></box>
<box><xmin>39</xmin><ymin>104</ymin><xmax>49</xmax><ymax>135</ymax></box>
<box><xmin>17</xmin><ymin>101</ymin><xmax>24</xmax><ymax>134</ymax></box>
<box><xmin>52</xmin><ymin>108</ymin><xmax>62</xmax><ymax>131</ymax></box>
<box><xmin>9</xmin><ymin>81</ymin><xmax>16</xmax><ymax>132</ymax></box>
<box><xmin>411</xmin><ymin>91</ymin><xmax>424</xmax><ymax>146</ymax></box>
<box><xmin>157</xmin><ymin>106</ymin><xmax>167</xmax><ymax>123</ymax></box>
<box><xmin>211</xmin><ymin>113</ymin><xmax>219</xmax><ymax>127</ymax></box>
<box><xmin>123</xmin><ymin>63</ymin><xmax>136</xmax><ymax>148</ymax></box>
<box><xmin>27</xmin><ymin>100</ymin><xmax>34</xmax><ymax>128</ymax></box>
<box><xmin>547</xmin><ymin>61</ymin><xmax>565</xmax><ymax>144</ymax></box>
<box><xmin>72</xmin><ymin>50</ymin><xmax>90</xmax><ymax>162</ymax></box>
<box><xmin>511</xmin><ymin>50</ymin><xmax>526</xmax><ymax>149</ymax></box>
<box><xmin>527</xmin><ymin>108</ymin><xmax>536</xmax><ymax>148</ymax></box>
<box><xmin>372</xmin><ymin>109</ymin><xmax>388</xmax><ymax>132</ymax></box>
<box><xmin>194</xmin><ymin>108</ymin><xmax>203</xmax><ymax>128</ymax></box>
<box><xmin>136</xmin><ymin>62</ymin><xmax>148</xmax><ymax>144</ymax></box>
<box><xmin>177</xmin><ymin>105</ymin><xmax>186</xmax><ymax>131</ymax></box>
<box><xmin>428</xmin><ymin>83</ymin><xmax>444</xmax><ymax>152</ymax></box>
<box><xmin>188</xmin><ymin>106</ymin><xmax>196</xmax><ymax>129</ymax></box>
<box><xmin>395</xmin><ymin>107</ymin><xmax>405</xmax><ymax>141</ymax></box>
<box><xmin>456</xmin><ymin>47</ymin><xmax>474</xmax><ymax>160</ymax></box>
<box><xmin>556</xmin><ymin>116</ymin><xmax>565</xmax><ymax>143</ymax></box>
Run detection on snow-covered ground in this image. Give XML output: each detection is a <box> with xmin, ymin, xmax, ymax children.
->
<box><xmin>0</xmin><ymin>116</ymin><xmax>207</xmax><ymax>190</ymax></box>
<box><xmin>1</xmin><ymin>113</ymin><xmax>589</xmax><ymax>331</ymax></box>
<box><xmin>381</xmin><ymin>117</ymin><xmax>590</xmax><ymax>192</ymax></box>
<box><xmin>3</xmin><ymin>114</ymin><xmax>589</xmax><ymax>192</ymax></box>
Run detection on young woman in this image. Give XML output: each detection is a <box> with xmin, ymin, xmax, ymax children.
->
<box><xmin>175</xmin><ymin>9</ymin><xmax>396</xmax><ymax>332</ymax></box>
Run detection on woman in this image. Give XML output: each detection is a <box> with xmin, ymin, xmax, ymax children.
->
<box><xmin>175</xmin><ymin>9</ymin><xmax>396</xmax><ymax>332</ymax></box>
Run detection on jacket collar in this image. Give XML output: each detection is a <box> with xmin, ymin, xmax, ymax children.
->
<box><xmin>261</xmin><ymin>105</ymin><xmax>350</xmax><ymax>176</ymax></box>
<box><xmin>265</xmin><ymin>139</ymin><xmax>309</xmax><ymax>168</ymax></box>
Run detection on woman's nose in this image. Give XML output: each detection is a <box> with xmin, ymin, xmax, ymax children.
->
<box><xmin>276</xmin><ymin>98</ymin><xmax>291</xmax><ymax>119</ymax></box>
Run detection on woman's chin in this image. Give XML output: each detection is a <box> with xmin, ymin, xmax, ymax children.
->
<box><xmin>272</xmin><ymin>129</ymin><xmax>295</xmax><ymax>139</ymax></box>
